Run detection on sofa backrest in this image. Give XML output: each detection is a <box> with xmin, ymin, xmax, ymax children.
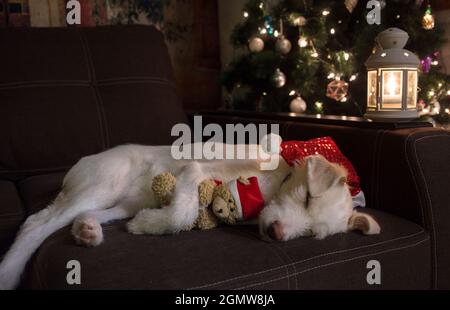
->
<box><xmin>0</xmin><ymin>25</ymin><xmax>187</xmax><ymax>181</ymax></box>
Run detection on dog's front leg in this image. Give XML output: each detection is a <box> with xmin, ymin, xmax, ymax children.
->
<box><xmin>127</xmin><ymin>161</ymin><xmax>205</xmax><ymax>235</ymax></box>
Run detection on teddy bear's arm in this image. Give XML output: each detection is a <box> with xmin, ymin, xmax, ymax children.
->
<box><xmin>198</xmin><ymin>179</ymin><xmax>217</xmax><ymax>206</ymax></box>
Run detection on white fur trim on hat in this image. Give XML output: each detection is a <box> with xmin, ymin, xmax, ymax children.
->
<box><xmin>227</xmin><ymin>180</ymin><xmax>243</xmax><ymax>220</ymax></box>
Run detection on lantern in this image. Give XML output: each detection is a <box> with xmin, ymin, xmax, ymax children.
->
<box><xmin>365</xmin><ymin>28</ymin><xmax>420</xmax><ymax>121</ymax></box>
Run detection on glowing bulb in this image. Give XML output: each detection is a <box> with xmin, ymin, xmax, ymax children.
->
<box><xmin>341</xmin><ymin>97</ymin><xmax>348</xmax><ymax>102</ymax></box>
<box><xmin>381</xmin><ymin>53</ymin><xmax>387</xmax><ymax>57</ymax></box>
<box><xmin>438</xmin><ymin>83</ymin><xmax>443</xmax><ymax>87</ymax></box>
<box><xmin>274</xmin><ymin>30</ymin><xmax>279</xmax><ymax>37</ymax></box>
<box><xmin>330</xmin><ymin>28</ymin><xmax>335</xmax><ymax>35</ymax></box>
<box><xmin>262</xmin><ymin>92</ymin><xmax>267</xmax><ymax>96</ymax></box>
<box><xmin>327</xmin><ymin>73</ymin><xmax>336</xmax><ymax>79</ymax></box>
<box><xmin>259</xmin><ymin>2</ymin><xmax>264</xmax><ymax>9</ymax></box>
<box><xmin>429</xmin><ymin>91</ymin><xmax>435</xmax><ymax>97</ymax></box>
<box><xmin>311</xmin><ymin>51</ymin><xmax>319</xmax><ymax>58</ymax></box>
<box><xmin>322</xmin><ymin>10</ymin><xmax>330</xmax><ymax>16</ymax></box>
<box><xmin>350</xmin><ymin>75</ymin><xmax>357</xmax><ymax>81</ymax></box>
<box><xmin>260</xmin><ymin>28</ymin><xmax>267</xmax><ymax>34</ymax></box>
<box><xmin>243</xmin><ymin>12</ymin><xmax>249</xmax><ymax>18</ymax></box>
<box><xmin>315</xmin><ymin>101</ymin><xmax>323</xmax><ymax>109</ymax></box>
<box><xmin>298</xmin><ymin>37</ymin><xmax>308</xmax><ymax>47</ymax></box>
<box><xmin>445</xmin><ymin>108</ymin><xmax>450</xmax><ymax>114</ymax></box>
<box><xmin>447</xmin><ymin>90</ymin><xmax>450</xmax><ymax>95</ymax></box>
<box><xmin>343</xmin><ymin>52</ymin><xmax>350</xmax><ymax>61</ymax></box>
<box><xmin>432</xmin><ymin>60</ymin><xmax>439</xmax><ymax>66</ymax></box>
<box><xmin>289</xmin><ymin>90</ymin><xmax>296</xmax><ymax>96</ymax></box>
<box><xmin>316</xmin><ymin>114</ymin><xmax>322</xmax><ymax>118</ymax></box>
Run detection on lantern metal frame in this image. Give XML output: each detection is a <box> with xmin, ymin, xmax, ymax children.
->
<box><xmin>365</xmin><ymin>28</ymin><xmax>420</xmax><ymax>121</ymax></box>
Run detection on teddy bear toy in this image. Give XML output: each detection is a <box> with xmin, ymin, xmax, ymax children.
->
<box><xmin>151</xmin><ymin>173</ymin><xmax>265</xmax><ymax>230</ymax></box>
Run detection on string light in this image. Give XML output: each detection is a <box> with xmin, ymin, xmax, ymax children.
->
<box><xmin>445</xmin><ymin>108</ymin><xmax>450</xmax><ymax>114</ymax></box>
<box><xmin>447</xmin><ymin>90</ymin><xmax>450</xmax><ymax>95</ymax></box>
<box><xmin>438</xmin><ymin>83</ymin><xmax>443</xmax><ymax>87</ymax></box>
<box><xmin>274</xmin><ymin>30</ymin><xmax>279</xmax><ymax>37</ymax></box>
<box><xmin>289</xmin><ymin>90</ymin><xmax>296</xmax><ymax>96</ymax></box>
<box><xmin>243</xmin><ymin>11</ymin><xmax>249</xmax><ymax>18</ymax></box>
<box><xmin>432</xmin><ymin>60</ymin><xmax>439</xmax><ymax>66</ymax></box>
<box><xmin>330</xmin><ymin>28</ymin><xmax>336</xmax><ymax>35</ymax></box>
<box><xmin>322</xmin><ymin>10</ymin><xmax>330</xmax><ymax>16</ymax></box>
<box><xmin>315</xmin><ymin>101</ymin><xmax>323</xmax><ymax>109</ymax></box>
<box><xmin>341</xmin><ymin>97</ymin><xmax>348</xmax><ymax>102</ymax></box>
<box><xmin>350</xmin><ymin>75</ymin><xmax>357</xmax><ymax>81</ymax></box>
<box><xmin>327</xmin><ymin>73</ymin><xmax>336</xmax><ymax>79</ymax></box>
<box><xmin>298</xmin><ymin>37</ymin><xmax>308</xmax><ymax>47</ymax></box>
<box><xmin>259</xmin><ymin>2</ymin><xmax>264</xmax><ymax>9</ymax></box>
<box><xmin>260</xmin><ymin>28</ymin><xmax>267</xmax><ymax>35</ymax></box>
<box><xmin>343</xmin><ymin>52</ymin><xmax>350</xmax><ymax>61</ymax></box>
<box><xmin>429</xmin><ymin>90</ymin><xmax>435</xmax><ymax>97</ymax></box>
<box><xmin>311</xmin><ymin>51</ymin><xmax>319</xmax><ymax>58</ymax></box>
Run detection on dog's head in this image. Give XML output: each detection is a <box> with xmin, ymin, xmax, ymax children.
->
<box><xmin>259</xmin><ymin>155</ymin><xmax>380</xmax><ymax>241</ymax></box>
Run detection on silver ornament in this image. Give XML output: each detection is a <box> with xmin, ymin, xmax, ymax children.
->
<box><xmin>290</xmin><ymin>96</ymin><xmax>307</xmax><ymax>113</ymax></box>
<box><xmin>275</xmin><ymin>36</ymin><xmax>292</xmax><ymax>55</ymax></box>
<box><xmin>272</xmin><ymin>69</ymin><xmax>286</xmax><ymax>88</ymax></box>
<box><xmin>249</xmin><ymin>37</ymin><xmax>265</xmax><ymax>53</ymax></box>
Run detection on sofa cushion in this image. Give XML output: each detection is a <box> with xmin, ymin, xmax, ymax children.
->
<box><xmin>0</xmin><ymin>26</ymin><xmax>187</xmax><ymax>180</ymax></box>
<box><xmin>17</xmin><ymin>172</ymin><xmax>66</xmax><ymax>216</ymax></box>
<box><xmin>22</xmin><ymin>209</ymin><xmax>430</xmax><ymax>289</ymax></box>
<box><xmin>0</xmin><ymin>181</ymin><xmax>25</xmax><ymax>255</ymax></box>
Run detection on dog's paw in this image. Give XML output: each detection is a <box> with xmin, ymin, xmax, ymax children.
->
<box><xmin>127</xmin><ymin>209</ymin><xmax>171</xmax><ymax>235</ymax></box>
<box><xmin>72</xmin><ymin>217</ymin><xmax>104</xmax><ymax>247</ymax></box>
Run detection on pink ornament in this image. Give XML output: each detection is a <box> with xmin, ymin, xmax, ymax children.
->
<box><xmin>421</xmin><ymin>56</ymin><xmax>432</xmax><ymax>73</ymax></box>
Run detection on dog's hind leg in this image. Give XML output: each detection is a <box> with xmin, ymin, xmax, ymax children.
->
<box><xmin>0</xmin><ymin>190</ymin><xmax>123</xmax><ymax>290</ymax></box>
<box><xmin>72</xmin><ymin>195</ymin><xmax>155</xmax><ymax>247</ymax></box>
<box><xmin>127</xmin><ymin>161</ymin><xmax>206</xmax><ymax>235</ymax></box>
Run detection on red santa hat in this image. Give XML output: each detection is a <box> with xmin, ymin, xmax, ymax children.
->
<box><xmin>227</xmin><ymin>177</ymin><xmax>265</xmax><ymax>221</ymax></box>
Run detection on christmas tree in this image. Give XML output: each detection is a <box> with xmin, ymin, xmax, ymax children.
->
<box><xmin>221</xmin><ymin>0</ymin><xmax>450</xmax><ymax>125</ymax></box>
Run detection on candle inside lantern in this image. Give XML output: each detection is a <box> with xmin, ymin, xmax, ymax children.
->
<box><xmin>382</xmin><ymin>71</ymin><xmax>402</xmax><ymax>107</ymax></box>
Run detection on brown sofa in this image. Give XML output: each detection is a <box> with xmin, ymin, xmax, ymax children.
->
<box><xmin>0</xmin><ymin>25</ymin><xmax>449</xmax><ymax>290</ymax></box>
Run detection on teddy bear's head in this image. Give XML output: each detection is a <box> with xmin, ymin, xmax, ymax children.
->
<box><xmin>211</xmin><ymin>184</ymin><xmax>239</xmax><ymax>224</ymax></box>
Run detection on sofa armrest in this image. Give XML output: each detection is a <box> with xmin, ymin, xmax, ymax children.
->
<box><xmin>198</xmin><ymin>111</ymin><xmax>450</xmax><ymax>288</ymax></box>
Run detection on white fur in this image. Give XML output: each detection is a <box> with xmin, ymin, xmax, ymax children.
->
<box><xmin>0</xmin><ymin>144</ymin><xmax>379</xmax><ymax>290</ymax></box>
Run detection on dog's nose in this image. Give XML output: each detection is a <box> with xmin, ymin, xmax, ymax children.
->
<box><xmin>217</xmin><ymin>209</ymin><xmax>223</xmax><ymax>214</ymax></box>
<box><xmin>267</xmin><ymin>221</ymin><xmax>284</xmax><ymax>241</ymax></box>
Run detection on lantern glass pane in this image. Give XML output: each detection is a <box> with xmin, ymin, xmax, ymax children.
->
<box><xmin>367</xmin><ymin>70</ymin><xmax>377</xmax><ymax>108</ymax></box>
<box><xmin>381</xmin><ymin>70</ymin><xmax>403</xmax><ymax>109</ymax></box>
<box><xmin>407</xmin><ymin>71</ymin><xmax>418</xmax><ymax>109</ymax></box>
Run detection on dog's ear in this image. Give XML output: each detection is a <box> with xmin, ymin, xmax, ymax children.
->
<box><xmin>348</xmin><ymin>211</ymin><xmax>381</xmax><ymax>235</ymax></box>
<box><xmin>306</xmin><ymin>155</ymin><xmax>347</xmax><ymax>197</ymax></box>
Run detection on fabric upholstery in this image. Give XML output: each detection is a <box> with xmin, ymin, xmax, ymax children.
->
<box><xmin>0</xmin><ymin>26</ymin><xmax>187</xmax><ymax>181</ymax></box>
<box><xmin>22</xmin><ymin>209</ymin><xmax>429</xmax><ymax>290</ymax></box>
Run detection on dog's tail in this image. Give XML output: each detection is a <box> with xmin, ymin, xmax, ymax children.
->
<box><xmin>0</xmin><ymin>192</ymin><xmax>84</xmax><ymax>290</ymax></box>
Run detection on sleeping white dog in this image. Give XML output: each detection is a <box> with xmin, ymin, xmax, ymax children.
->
<box><xmin>0</xmin><ymin>140</ymin><xmax>380</xmax><ymax>290</ymax></box>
